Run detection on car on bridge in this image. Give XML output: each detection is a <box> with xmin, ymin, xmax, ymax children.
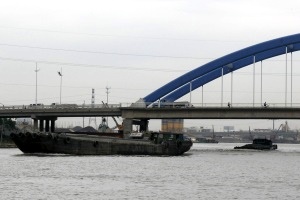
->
<box><xmin>50</xmin><ymin>103</ymin><xmax>78</xmax><ymax>109</ymax></box>
<box><xmin>28</xmin><ymin>103</ymin><xmax>44</xmax><ymax>109</ymax></box>
<box><xmin>151</xmin><ymin>101</ymin><xmax>191</xmax><ymax>108</ymax></box>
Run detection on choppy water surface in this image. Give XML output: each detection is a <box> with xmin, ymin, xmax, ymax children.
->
<box><xmin>1</xmin><ymin>143</ymin><xmax>300</xmax><ymax>200</ymax></box>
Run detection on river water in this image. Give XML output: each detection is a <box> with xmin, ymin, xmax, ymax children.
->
<box><xmin>1</xmin><ymin>143</ymin><xmax>300</xmax><ymax>200</ymax></box>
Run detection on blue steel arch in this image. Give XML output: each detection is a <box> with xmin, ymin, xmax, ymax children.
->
<box><xmin>143</xmin><ymin>33</ymin><xmax>300</xmax><ymax>105</ymax></box>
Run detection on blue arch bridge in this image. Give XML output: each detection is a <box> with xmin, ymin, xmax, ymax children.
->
<box><xmin>1</xmin><ymin>33</ymin><xmax>300</xmax><ymax>134</ymax></box>
<box><xmin>142</xmin><ymin>33</ymin><xmax>300</xmax><ymax>107</ymax></box>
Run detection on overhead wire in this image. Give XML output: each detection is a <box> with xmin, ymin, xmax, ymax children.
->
<box><xmin>0</xmin><ymin>82</ymin><xmax>154</xmax><ymax>91</ymax></box>
<box><xmin>0</xmin><ymin>25</ymin><xmax>251</xmax><ymax>43</ymax></box>
<box><xmin>1</xmin><ymin>26</ymin><xmax>300</xmax><ymax>103</ymax></box>
<box><xmin>0</xmin><ymin>43</ymin><xmax>213</xmax><ymax>60</ymax></box>
<box><xmin>0</xmin><ymin>56</ymin><xmax>192</xmax><ymax>73</ymax></box>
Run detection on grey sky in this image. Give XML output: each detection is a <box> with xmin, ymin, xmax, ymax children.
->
<box><xmin>0</xmin><ymin>0</ymin><xmax>300</xmax><ymax>130</ymax></box>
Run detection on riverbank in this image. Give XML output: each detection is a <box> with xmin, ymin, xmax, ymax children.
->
<box><xmin>0</xmin><ymin>144</ymin><xmax>16</xmax><ymax>148</ymax></box>
<box><xmin>0</xmin><ymin>140</ymin><xmax>16</xmax><ymax>148</ymax></box>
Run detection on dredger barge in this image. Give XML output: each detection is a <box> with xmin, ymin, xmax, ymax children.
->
<box><xmin>10</xmin><ymin>131</ymin><xmax>193</xmax><ymax>156</ymax></box>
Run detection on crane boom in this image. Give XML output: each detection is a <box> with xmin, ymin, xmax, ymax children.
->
<box><xmin>102</xmin><ymin>101</ymin><xmax>123</xmax><ymax>130</ymax></box>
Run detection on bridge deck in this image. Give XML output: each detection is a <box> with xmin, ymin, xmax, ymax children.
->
<box><xmin>1</xmin><ymin>107</ymin><xmax>300</xmax><ymax>119</ymax></box>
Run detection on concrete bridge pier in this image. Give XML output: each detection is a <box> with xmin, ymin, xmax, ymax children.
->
<box><xmin>33</xmin><ymin>119</ymin><xmax>38</xmax><ymax>131</ymax></box>
<box><xmin>31</xmin><ymin>116</ymin><xmax>57</xmax><ymax>133</ymax></box>
<box><xmin>45</xmin><ymin>120</ymin><xmax>50</xmax><ymax>132</ymax></box>
<box><xmin>39</xmin><ymin>120</ymin><xmax>44</xmax><ymax>132</ymax></box>
<box><xmin>123</xmin><ymin>119</ymin><xmax>133</xmax><ymax>138</ymax></box>
<box><xmin>51</xmin><ymin>119</ymin><xmax>55</xmax><ymax>132</ymax></box>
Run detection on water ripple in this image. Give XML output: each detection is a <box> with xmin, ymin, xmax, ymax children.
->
<box><xmin>1</xmin><ymin>145</ymin><xmax>300</xmax><ymax>200</ymax></box>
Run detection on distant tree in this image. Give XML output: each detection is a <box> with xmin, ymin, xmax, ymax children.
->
<box><xmin>0</xmin><ymin>118</ymin><xmax>16</xmax><ymax>130</ymax></box>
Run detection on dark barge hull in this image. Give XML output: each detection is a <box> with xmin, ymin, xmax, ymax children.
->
<box><xmin>10</xmin><ymin>132</ymin><xmax>192</xmax><ymax>156</ymax></box>
<box><xmin>234</xmin><ymin>138</ymin><xmax>277</xmax><ymax>150</ymax></box>
<box><xmin>234</xmin><ymin>144</ymin><xmax>277</xmax><ymax>150</ymax></box>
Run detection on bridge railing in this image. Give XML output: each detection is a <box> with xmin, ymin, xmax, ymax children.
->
<box><xmin>0</xmin><ymin>103</ymin><xmax>122</xmax><ymax>110</ymax></box>
<box><xmin>1</xmin><ymin>102</ymin><xmax>300</xmax><ymax>110</ymax></box>
<box><xmin>190</xmin><ymin>103</ymin><xmax>300</xmax><ymax>108</ymax></box>
<box><xmin>140</xmin><ymin>102</ymin><xmax>300</xmax><ymax>108</ymax></box>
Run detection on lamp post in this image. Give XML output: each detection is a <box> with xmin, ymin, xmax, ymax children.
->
<box><xmin>83</xmin><ymin>100</ymin><xmax>85</xmax><ymax>128</ymax></box>
<box><xmin>34</xmin><ymin>63</ymin><xmax>40</xmax><ymax>105</ymax></box>
<box><xmin>58</xmin><ymin>68</ymin><xmax>63</xmax><ymax>104</ymax></box>
<box><xmin>106</xmin><ymin>86</ymin><xmax>111</xmax><ymax>125</ymax></box>
<box><xmin>0</xmin><ymin>118</ymin><xmax>3</xmax><ymax>144</ymax></box>
<box><xmin>0</xmin><ymin>103</ymin><xmax>4</xmax><ymax>143</ymax></box>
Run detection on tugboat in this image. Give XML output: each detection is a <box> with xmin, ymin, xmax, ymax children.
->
<box><xmin>10</xmin><ymin>131</ymin><xmax>193</xmax><ymax>156</ymax></box>
<box><xmin>234</xmin><ymin>138</ymin><xmax>277</xmax><ymax>150</ymax></box>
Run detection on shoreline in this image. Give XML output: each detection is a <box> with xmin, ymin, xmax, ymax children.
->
<box><xmin>0</xmin><ymin>142</ymin><xmax>16</xmax><ymax>148</ymax></box>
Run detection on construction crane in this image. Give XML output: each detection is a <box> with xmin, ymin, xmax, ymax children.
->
<box><xmin>277</xmin><ymin>121</ymin><xmax>289</xmax><ymax>132</ymax></box>
<box><xmin>101</xmin><ymin>101</ymin><xmax>123</xmax><ymax>131</ymax></box>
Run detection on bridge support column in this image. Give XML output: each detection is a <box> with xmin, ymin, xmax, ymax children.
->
<box><xmin>45</xmin><ymin>120</ymin><xmax>50</xmax><ymax>132</ymax></box>
<box><xmin>50</xmin><ymin>119</ymin><xmax>55</xmax><ymax>133</ymax></box>
<box><xmin>31</xmin><ymin>116</ymin><xmax>57</xmax><ymax>133</ymax></box>
<box><xmin>39</xmin><ymin>120</ymin><xmax>44</xmax><ymax>132</ymax></box>
<box><xmin>33</xmin><ymin>119</ymin><xmax>38</xmax><ymax>131</ymax></box>
<box><xmin>123</xmin><ymin>119</ymin><xmax>133</xmax><ymax>138</ymax></box>
<box><xmin>139</xmin><ymin>119</ymin><xmax>149</xmax><ymax>132</ymax></box>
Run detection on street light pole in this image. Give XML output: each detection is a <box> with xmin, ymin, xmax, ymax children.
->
<box><xmin>0</xmin><ymin>103</ymin><xmax>4</xmax><ymax>144</ymax></box>
<box><xmin>58</xmin><ymin>68</ymin><xmax>63</xmax><ymax>104</ymax></box>
<box><xmin>34</xmin><ymin>63</ymin><xmax>40</xmax><ymax>105</ymax></box>
<box><xmin>83</xmin><ymin>100</ymin><xmax>85</xmax><ymax>128</ymax></box>
<box><xmin>0</xmin><ymin>118</ymin><xmax>3</xmax><ymax>144</ymax></box>
<box><xmin>106</xmin><ymin>86</ymin><xmax>111</xmax><ymax>125</ymax></box>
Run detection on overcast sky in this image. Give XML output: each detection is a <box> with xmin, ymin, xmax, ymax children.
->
<box><xmin>0</xmin><ymin>0</ymin><xmax>300</xmax><ymax>130</ymax></box>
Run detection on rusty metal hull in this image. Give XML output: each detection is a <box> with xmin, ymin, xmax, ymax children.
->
<box><xmin>10</xmin><ymin>132</ymin><xmax>192</xmax><ymax>156</ymax></box>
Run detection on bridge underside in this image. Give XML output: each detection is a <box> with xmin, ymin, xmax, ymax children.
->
<box><xmin>2</xmin><ymin>107</ymin><xmax>300</xmax><ymax>134</ymax></box>
<box><xmin>121</xmin><ymin>107</ymin><xmax>300</xmax><ymax>120</ymax></box>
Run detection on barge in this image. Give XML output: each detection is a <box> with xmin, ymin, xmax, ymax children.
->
<box><xmin>234</xmin><ymin>138</ymin><xmax>277</xmax><ymax>150</ymax></box>
<box><xmin>10</xmin><ymin>131</ymin><xmax>193</xmax><ymax>156</ymax></box>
